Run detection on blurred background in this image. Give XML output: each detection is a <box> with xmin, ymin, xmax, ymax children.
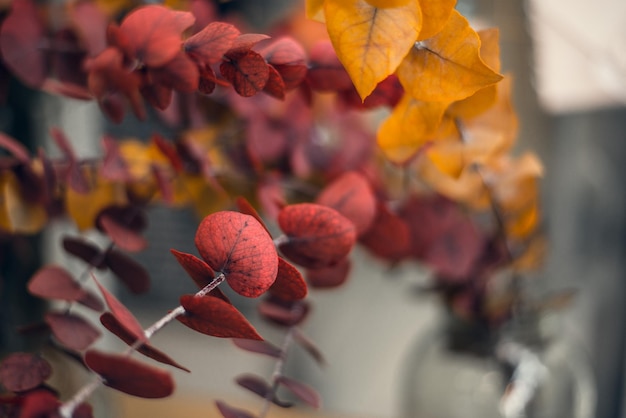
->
<box><xmin>1</xmin><ymin>0</ymin><xmax>625</xmax><ymax>417</ymax></box>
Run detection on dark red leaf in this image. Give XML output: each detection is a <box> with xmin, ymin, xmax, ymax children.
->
<box><xmin>234</xmin><ymin>196</ymin><xmax>270</xmax><ymax>236</ymax></box>
<box><xmin>148</xmin><ymin>51</ymin><xmax>199</xmax><ymax>93</ymax></box>
<box><xmin>198</xmin><ymin>66</ymin><xmax>217</xmax><ymax>95</ymax></box>
<box><xmin>120</xmin><ymin>5</ymin><xmax>194</xmax><ymax>67</ymax></box>
<box><xmin>220</xmin><ymin>50</ymin><xmax>270</xmax><ymax>97</ymax></box>
<box><xmin>96</xmin><ymin>205</ymin><xmax>148</xmax><ymax>234</ymax></box>
<box><xmin>45</xmin><ymin>312</ymin><xmax>101</xmax><ymax>351</ymax></box>
<box><xmin>152</xmin><ymin>134</ymin><xmax>183</xmax><ymax>173</ymax></box>
<box><xmin>292</xmin><ymin>328</ymin><xmax>325</xmax><ymax>366</ymax></box>
<box><xmin>257</xmin><ymin>297</ymin><xmax>309</xmax><ymax>327</ymax></box>
<box><xmin>278</xmin><ymin>203</ymin><xmax>356</xmax><ymax>268</ymax></box>
<box><xmin>100</xmin><ymin>135</ymin><xmax>130</xmax><ymax>181</ymax></box>
<box><xmin>307</xmin><ymin>40</ymin><xmax>353</xmax><ymax>92</ymax></box>
<box><xmin>72</xmin><ymin>402</ymin><xmax>94</xmax><ymax>418</ymax></box>
<box><xmin>92</xmin><ymin>275</ymin><xmax>146</xmax><ymax>343</ymax></box>
<box><xmin>0</xmin><ymin>353</ymin><xmax>52</xmax><ymax>392</ymax></box>
<box><xmin>270</xmin><ymin>258</ymin><xmax>307</xmax><ymax>300</ymax></box>
<box><xmin>19</xmin><ymin>389</ymin><xmax>59</xmax><ymax>418</ymax></box>
<box><xmin>340</xmin><ymin>74</ymin><xmax>403</xmax><ymax>109</ymax></box>
<box><xmin>236</xmin><ymin>374</ymin><xmax>293</xmax><ymax>407</ymax></box>
<box><xmin>360</xmin><ymin>202</ymin><xmax>411</xmax><ymax>261</ymax></box>
<box><xmin>195</xmin><ymin>211</ymin><xmax>278</xmax><ymax>297</ymax></box>
<box><xmin>305</xmin><ymin>257</ymin><xmax>351</xmax><ymax>289</ymax></box>
<box><xmin>62</xmin><ymin>236</ymin><xmax>106</xmax><ymax>269</ymax></box>
<box><xmin>0</xmin><ymin>133</ymin><xmax>30</xmax><ymax>163</ymax></box>
<box><xmin>178</xmin><ymin>295</ymin><xmax>262</xmax><ymax>340</ymax></box>
<box><xmin>184</xmin><ymin>21</ymin><xmax>240</xmax><ymax>65</ymax></box>
<box><xmin>170</xmin><ymin>249</ymin><xmax>215</xmax><ymax>289</ymax></box>
<box><xmin>103</xmin><ymin>249</ymin><xmax>150</xmax><ymax>294</ymax></box>
<box><xmin>256</xmin><ymin>37</ymin><xmax>307</xmax><ymax>90</ymax></box>
<box><xmin>232</xmin><ymin>339</ymin><xmax>281</xmax><ymax>358</ymax></box>
<box><xmin>315</xmin><ymin>171</ymin><xmax>376</xmax><ymax>236</ymax></box>
<box><xmin>215</xmin><ymin>400</ymin><xmax>256</xmax><ymax>418</ymax></box>
<box><xmin>84</xmin><ymin>350</ymin><xmax>174</xmax><ymax>398</ymax></box>
<box><xmin>277</xmin><ymin>375</ymin><xmax>321</xmax><ymax>408</ymax></box>
<box><xmin>27</xmin><ymin>265</ymin><xmax>85</xmax><ymax>302</ymax></box>
<box><xmin>69</xmin><ymin>0</ymin><xmax>108</xmax><ymax>56</ymax></box>
<box><xmin>100</xmin><ymin>312</ymin><xmax>190</xmax><ymax>372</ymax></box>
<box><xmin>99</xmin><ymin>215</ymin><xmax>148</xmax><ymax>253</ymax></box>
<box><xmin>0</xmin><ymin>0</ymin><xmax>47</xmax><ymax>88</ymax></box>
<box><xmin>262</xmin><ymin>65</ymin><xmax>286</xmax><ymax>99</ymax></box>
<box><xmin>141</xmin><ymin>82</ymin><xmax>173</xmax><ymax>111</ymax></box>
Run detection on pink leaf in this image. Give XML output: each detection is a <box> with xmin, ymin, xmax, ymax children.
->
<box><xmin>232</xmin><ymin>339</ymin><xmax>281</xmax><ymax>358</ymax></box>
<box><xmin>99</xmin><ymin>215</ymin><xmax>148</xmax><ymax>253</ymax></box>
<box><xmin>215</xmin><ymin>400</ymin><xmax>256</xmax><ymax>418</ymax></box>
<box><xmin>277</xmin><ymin>375</ymin><xmax>321</xmax><ymax>408</ymax></box>
<box><xmin>184</xmin><ymin>21</ymin><xmax>240</xmax><ymax>65</ymax></box>
<box><xmin>0</xmin><ymin>353</ymin><xmax>52</xmax><ymax>392</ymax></box>
<box><xmin>27</xmin><ymin>266</ymin><xmax>85</xmax><ymax>302</ymax></box>
<box><xmin>45</xmin><ymin>312</ymin><xmax>101</xmax><ymax>351</ymax></box>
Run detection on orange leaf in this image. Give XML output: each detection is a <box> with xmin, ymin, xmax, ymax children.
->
<box><xmin>417</xmin><ymin>0</ymin><xmax>456</xmax><ymax>40</ymax></box>
<box><xmin>365</xmin><ymin>0</ymin><xmax>410</xmax><ymax>7</ymax></box>
<box><xmin>0</xmin><ymin>171</ymin><xmax>47</xmax><ymax>234</ymax></box>
<box><xmin>324</xmin><ymin>0</ymin><xmax>421</xmax><ymax>100</ymax></box>
<box><xmin>306</xmin><ymin>0</ymin><xmax>326</xmax><ymax>21</ymax></box>
<box><xmin>397</xmin><ymin>10</ymin><xmax>502</xmax><ymax>102</ymax></box>
<box><xmin>377</xmin><ymin>94</ymin><xmax>448</xmax><ymax>163</ymax></box>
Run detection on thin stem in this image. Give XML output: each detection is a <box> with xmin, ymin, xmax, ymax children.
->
<box><xmin>258</xmin><ymin>327</ymin><xmax>295</xmax><ymax>418</ymax></box>
<box><xmin>59</xmin><ymin>273</ymin><xmax>226</xmax><ymax>416</ymax></box>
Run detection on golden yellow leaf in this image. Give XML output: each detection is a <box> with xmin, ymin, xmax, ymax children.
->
<box><xmin>397</xmin><ymin>9</ymin><xmax>503</xmax><ymax>102</ymax></box>
<box><xmin>417</xmin><ymin>0</ymin><xmax>456</xmax><ymax>40</ymax></box>
<box><xmin>475</xmin><ymin>28</ymin><xmax>501</xmax><ymax>72</ymax></box>
<box><xmin>325</xmin><ymin>0</ymin><xmax>421</xmax><ymax>100</ymax></box>
<box><xmin>365</xmin><ymin>0</ymin><xmax>411</xmax><ymax>7</ymax></box>
<box><xmin>377</xmin><ymin>94</ymin><xmax>448</xmax><ymax>163</ymax></box>
<box><xmin>0</xmin><ymin>172</ymin><xmax>47</xmax><ymax>234</ymax></box>
<box><xmin>66</xmin><ymin>174</ymin><xmax>127</xmax><ymax>231</ymax></box>
<box><xmin>506</xmin><ymin>202</ymin><xmax>539</xmax><ymax>239</ymax></box>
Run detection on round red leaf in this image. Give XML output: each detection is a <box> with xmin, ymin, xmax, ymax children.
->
<box><xmin>194</xmin><ymin>211</ymin><xmax>278</xmax><ymax>297</ymax></box>
<box><xmin>306</xmin><ymin>257</ymin><xmax>351</xmax><ymax>289</ymax></box>
<box><xmin>269</xmin><ymin>258</ymin><xmax>307</xmax><ymax>300</ymax></box>
<box><xmin>84</xmin><ymin>350</ymin><xmax>174</xmax><ymax>399</ymax></box>
<box><xmin>360</xmin><ymin>202</ymin><xmax>411</xmax><ymax>261</ymax></box>
<box><xmin>0</xmin><ymin>353</ymin><xmax>52</xmax><ymax>392</ymax></box>
<box><xmin>27</xmin><ymin>265</ymin><xmax>85</xmax><ymax>302</ymax></box>
<box><xmin>315</xmin><ymin>171</ymin><xmax>376</xmax><ymax>236</ymax></box>
<box><xmin>278</xmin><ymin>203</ymin><xmax>356</xmax><ymax>268</ymax></box>
<box><xmin>220</xmin><ymin>50</ymin><xmax>270</xmax><ymax>97</ymax></box>
<box><xmin>177</xmin><ymin>295</ymin><xmax>262</xmax><ymax>340</ymax></box>
<box><xmin>184</xmin><ymin>21</ymin><xmax>240</xmax><ymax>65</ymax></box>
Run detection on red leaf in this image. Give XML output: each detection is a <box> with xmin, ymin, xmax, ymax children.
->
<box><xmin>92</xmin><ymin>275</ymin><xmax>146</xmax><ymax>343</ymax></box>
<box><xmin>100</xmin><ymin>312</ymin><xmax>190</xmax><ymax>372</ymax></box>
<box><xmin>270</xmin><ymin>258</ymin><xmax>307</xmax><ymax>300</ymax></box>
<box><xmin>315</xmin><ymin>171</ymin><xmax>376</xmax><ymax>236</ymax></box>
<box><xmin>178</xmin><ymin>295</ymin><xmax>262</xmax><ymax>340</ymax></box>
<box><xmin>0</xmin><ymin>353</ymin><xmax>52</xmax><ymax>392</ymax></box>
<box><xmin>0</xmin><ymin>0</ymin><xmax>47</xmax><ymax>87</ymax></box>
<box><xmin>120</xmin><ymin>5</ymin><xmax>194</xmax><ymax>67</ymax></box>
<box><xmin>232</xmin><ymin>339</ymin><xmax>281</xmax><ymax>358</ymax></box>
<box><xmin>195</xmin><ymin>211</ymin><xmax>278</xmax><ymax>297</ymax></box>
<box><xmin>152</xmin><ymin>134</ymin><xmax>183</xmax><ymax>173</ymax></box>
<box><xmin>100</xmin><ymin>135</ymin><xmax>130</xmax><ymax>181</ymax></box>
<box><xmin>45</xmin><ymin>312</ymin><xmax>101</xmax><ymax>351</ymax></box>
<box><xmin>307</xmin><ymin>40</ymin><xmax>353</xmax><ymax>91</ymax></box>
<box><xmin>360</xmin><ymin>202</ymin><xmax>411</xmax><ymax>261</ymax></box>
<box><xmin>76</xmin><ymin>290</ymin><xmax>105</xmax><ymax>312</ymax></box>
<box><xmin>278</xmin><ymin>203</ymin><xmax>356</xmax><ymax>268</ymax></box>
<box><xmin>306</xmin><ymin>257</ymin><xmax>351</xmax><ymax>289</ymax></box>
<box><xmin>215</xmin><ymin>400</ymin><xmax>256</xmax><ymax>418</ymax></box>
<box><xmin>148</xmin><ymin>51</ymin><xmax>199</xmax><ymax>93</ymax></box>
<box><xmin>50</xmin><ymin>128</ymin><xmax>90</xmax><ymax>194</ymax></box>
<box><xmin>19</xmin><ymin>389</ymin><xmax>59</xmax><ymax>418</ymax></box>
<box><xmin>72</xmin><ymin>402</ymin><xmax>94</xmax><ymax>418</ymax></box>
<box><xmin>257</xmin><ymin>297</ymin><xmax>309</xmax><ymax>327</ymax></box>
<box><xmin>236</xmin><ymin>374</ymin><xmax>293</xmax><ymax>407</ymax></box>
<box><xmin>277</xmin><ymin>375</ymin><xmax>321</xmax><ymax>408</ymax></box>
<box><xmin>184</xmin><ymin>21</ymin><xmax>240</xmax><ymax>65</ymax></box>
<box><xmin>0</xmin><ymin>132</ymin><xmax>30</xmax><ymax>163</ymax></box>
<box><xmin>69</xmin><ymin>0</ymin><xmax>108</xmax><ymax>56</ymax></box>
<box><xmin>227</xmin><ymin>34</ymin><xmax>271</xmax><ymax>55</ymax></box>
<box><xmin>84</xmin><ymin>350</ymin><xmax>174</xmax><ymax>398</ymax></box>
<box><xmin>256</xmin><ymin>37</ymin><xmax>307</xmax><ymax>90</ymax></box>
<box><xmin>220</xmin><ymin>50</ymin><xmax>270</xmax><ymax>97</ymax></box>
<box><xmin>170</xmin><ymin>249</ymin><xmax>215</xmax><ymax>289</ymax></box>
<box><xmin>97</xmin><ymin>205</ymin><xmax>148</xmax><ymax>234</ymax></box>
<box><xmin>99</xmin><ymin>215</ymin><xmax>148</xmax><ymax>253</ymax></box>
<box><xmin>198</xmin><ymin>66</ymin><xmax>217</xmax><ymax>95</ymax></box>
<box><xmin>262</xmin><ymin>65</ymin><xmax>286</xmax><ymax>99</ymax></box>
<box><xmin>340</xmin><ymin>74</ymin><xmax>403</xmax><ymax>109</ymax></box>
<box><xmin>27</xmin><ymin>265</ymin><xmax>85</xmax><ymax>302</ymax></box>
<box><xmin>103</xmin><ymin>249</ymin><xmax>151</xmax><ymax>294</ymax></box>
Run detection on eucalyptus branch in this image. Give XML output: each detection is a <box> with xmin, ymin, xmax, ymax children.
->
<box><xmin>259</xmin><ymin>327</ymin><xmax>295</xmax><ymax>418</ymax></box>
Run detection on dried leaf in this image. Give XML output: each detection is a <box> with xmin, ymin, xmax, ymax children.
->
<box><xmin>99</xmin><ymin>215</ymin><xmax>148</xmax><ymax>253</ymax></box>
<box><xmin>232</xmin><ymin>339</ymin><xmax>281</xmax><ymax>358</ymax></box>
<box><xmin>184</xmin><ymin>21</ymin><xmax>240</xmax><ymax>65</ymax></box>
<box><xmin>0</xmin><ymin>353</ymin><xmax>52</xmax><ymax>392</ymax></box>
<box><xmin>220</xmin><ymin>50</ymin><xmax>270</xmax><ymax>97</ymax></box>
<box><xmin>62</xmin><ymin>236</ymin><xmax>106</xmax><ymax>269</ymax></box>
<box><xmin>306</xmin><ymin>257</ymin><xmax>351</xmax><ymax>288</ymax></box>
<box><xmin>27</xmin><ymin>265</ymin><xmax>85</xmax><ymax>302</ymax></box>
<box><xmin>170</xmin><ymin>249</ymin><xmax>215</xmax><ymax>289</ymax></box>
<box><xmin>104</xmin><ymin>249</ymin><xmax>150</xmax><ymax>294</ymax></box>
<box><xmin>45</xmin><ymin>312</ymin><xmax>101</xmax><ymax>351</ymax></box>
<box><xmin>270</xmin><ymin>258</ymin><xmax>308</xmax><ymax>301</ymax></box>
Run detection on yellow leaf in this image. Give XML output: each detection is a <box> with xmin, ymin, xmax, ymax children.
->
<box><xmin>506</xmin><ymin>202</ymin><xmax>539</xmax><ymax>239</ymax></box>
<box><xmin>365</xmin><ymin>0</ymin><xmax>411</xmax><ymax>7</ymax></box>
<box><xmin>66</xmin><ymin>174</ymin><xmax>127</xmax><ymax>230</ymax></box>
<box><xmin>397</xmin><ymin>9</ymin><xmax>502</xmax><ymax>102</ymax></box>
<box><xmin>475</xmin><ymin>28</ymin><xmax>501</xmax><ymax>72</ymax></box>
<box><xmin>377</xmin><ymin>94</ymin><xmax>448</xmax><ymax>163</ymax></box>
<box><xmin>325</xmin><ymin>0</ymin><xmax>421</xmax><ymax>100</ymax></box>
<box><xmin>306</xmin><ymin>0</ymin><xmax>326</xmax><ymax>22</ymax></box>
<box><xmin>0</xmin><ymin>172</ymin><xmax>47</xmax><ymax>234</ymax></box>
<box><xmin>417</xmin><ymin>0</ymin><xmax>456</xmax><ymax>40</ymax></box>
